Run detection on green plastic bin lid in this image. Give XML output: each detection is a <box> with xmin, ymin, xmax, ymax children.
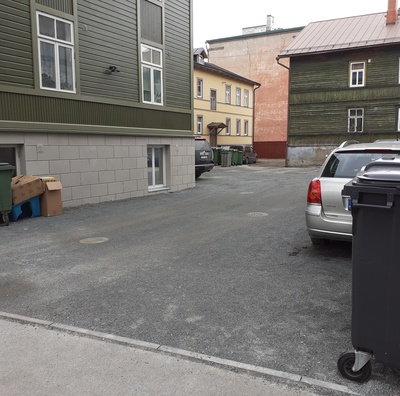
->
<box><xmin>0</xmin><ymin>163</ymin><xmax>16</xmax><ymax>170</ymax></box>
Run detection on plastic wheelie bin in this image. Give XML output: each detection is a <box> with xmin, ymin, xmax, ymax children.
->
<box><xmin>338</xmin><ymin>157</ymin><xmax>400</xmax><ymax>382</ymax></box>
<box><xmin>0</xmin><ymin>163</ymin><xmax>15</xmax><ymax>226</ymax></box>
<box><xmin>212</xmin><ymin>147</ymin><xmax>222</xmax><ymax>165</ymax></box>
<box><xmin>231</xmin><ymin>149</ymin><xmax>239</xmax><ymax>165</ymax></box>
<box><xmin>221</xmin><ymin>150</ymin><xmax>232</xmax><ymax>167</ymax></box>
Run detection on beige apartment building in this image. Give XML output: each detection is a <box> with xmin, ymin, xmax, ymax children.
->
<box><xmin>207</xmin><ymin>20</ymin><xmax>303</xmax><ymax>158</ymax></box>
<box><xmin>193</xmin><ymin>49</ymin><xmax>260</xmax><ymax>148</ymax></box>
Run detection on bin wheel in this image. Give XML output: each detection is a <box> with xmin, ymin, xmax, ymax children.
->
<box><xmin>2</xmin><ymin>213</ymin><xmax>9</xmax><ymax>226</ymax></box>
<box><xmin>337</xmin><ymin>351</ymin><xmax>372</xmax><ymax>383</ymax></box>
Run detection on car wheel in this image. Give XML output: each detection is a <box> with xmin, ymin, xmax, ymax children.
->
<box><xmin>337</xmin><ymin>351</ymin><xmax>372</xmax><ymax>383</ymax></box>
<box><xmin>310</xmin><ymin>237</ymin><xmax>327</xmax><ymax>245</ymax></box>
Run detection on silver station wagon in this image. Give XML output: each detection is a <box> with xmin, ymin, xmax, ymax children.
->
<box><xmin>305</xmin><ymin>140</ymin><xmax>400</xmax><ymax>245</ymax></box>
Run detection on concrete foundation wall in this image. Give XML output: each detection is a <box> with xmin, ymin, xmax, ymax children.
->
<box><xmin>1</xmin><ymin>132</ymin><xmax>195</xmax><ymax>207</ymax></box>
<box><xmin>286</xmin><ymin>145</ymin><xmax>336</xmax><ymax>167</ymax></box>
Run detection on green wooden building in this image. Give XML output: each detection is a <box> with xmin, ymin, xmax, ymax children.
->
<box><xmin>0</xmin><ymin>0</ymin><xmax>194</xmax><ymax>207</ymax></box>
<box><xmin>277</xmin><ymin>2</ymin><xmax>400</xmax><ymax>166</ymax></box>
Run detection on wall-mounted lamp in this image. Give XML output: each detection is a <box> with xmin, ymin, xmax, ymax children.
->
<box><xmin>108</xmin><ymin>65</ymin><xmax>120</xmax><ymax>73</ymax></box>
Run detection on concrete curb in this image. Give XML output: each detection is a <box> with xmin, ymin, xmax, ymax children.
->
<box><xmin>0</xmin><ymin>311</ymin><xmax>358</xmax><ymax>395</ymax></box>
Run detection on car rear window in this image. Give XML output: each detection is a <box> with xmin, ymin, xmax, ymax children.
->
<box><xmin>321</xmin><ymin>152</ymin><xmax>395</xmax><ymax>178</ymax></box>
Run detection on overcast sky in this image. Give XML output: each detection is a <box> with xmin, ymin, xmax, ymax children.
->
<box><xmin>193</xmin><ymin>0</ymin><xmax>387</xmax><ymax>48</ymax></box>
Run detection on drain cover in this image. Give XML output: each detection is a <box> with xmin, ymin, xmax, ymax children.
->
<box><xmin>79</xmin><ymin>237</ymin><xmax>109</xmax><ymax>244</ymax></box>
<box><xmin>247</xmin><ymin>212</ymin><xmax>268</xmax><ymax>217</ymax></box>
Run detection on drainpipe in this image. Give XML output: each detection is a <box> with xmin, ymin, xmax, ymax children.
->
<box><xmin>276</xmin><ymin>55</ymin><xmax>290</xmax><ymax>166</ymax></box>
<box><xmin>252</xmin><ymin>84</ymin><xmax>261</xmax><ymax>150</ymax></box>
<box><xmin>276</xmin><ymin>55</ymin><xmax>290</xmax><ymax>70</ymax></box>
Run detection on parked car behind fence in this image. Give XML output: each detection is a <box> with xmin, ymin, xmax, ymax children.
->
<box><xmin>219</xmin><ymin>145</ymin><xmax>258</xmax><ymax>164</ymax></box>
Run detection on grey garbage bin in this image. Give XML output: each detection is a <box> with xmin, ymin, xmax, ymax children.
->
<box><xmin>338</xmin><ymin>157</ymin><xmax>400</xmax><ymax>382</ymax></box>
<box><xmin>221</xmin><ymin>150</ymin><xmax>232</xmax><ymax>167</ymax></box>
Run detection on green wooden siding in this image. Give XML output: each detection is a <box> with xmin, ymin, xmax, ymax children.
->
<box><xmin>35</xmin><ymin>0</ymin><xmax>73</xmax><ymax>14</ymax></box>
<box><xmin>0</xmin><ymin>91</ymin><xmax>191</xmax><ymax>131</ymax></box>
<box><xmin>288</xmin><ymin>48</ymin><xmax>400</xmax><ymax>142</ymax></box>
<box><xmin>0</xmin><ymin>0</ymin><xmax>192</xmax><ymax>134</ymax></box>
<box><xmin>164</xmin><ymin>0</ymin><xmax>191</xmax><ymax>109</ymax></box>
<box><xmin>0</xmin><ymin>0</ymin><xmax>34</xmax><ymax>87</ymax></box>
<box><xmin>77</xmin><ymin>0</ymin><xmax>139</xmax><ymax>101</ymax></box>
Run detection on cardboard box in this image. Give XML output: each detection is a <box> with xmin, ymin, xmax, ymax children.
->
<box><xmin>11</xmin><ymin>175</ymin><xmax>45</xmax><ymax>205</ymax></box>
<box><xmin>40</xmin><ymin>181</ymin><xmax>63</xmax><ymax>217</ymax></box>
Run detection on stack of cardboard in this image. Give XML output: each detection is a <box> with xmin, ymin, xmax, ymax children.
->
<box><xmin>40</xmin><ymin>177</ymin><xmax>63</xmax><ymax>217</ymax></box>
<box><xmin>11</xmin><ymin>175</ymin><xmax>44</xmax><ymax>205</ymax></box>
<box><xmin>11</xmin><ymin>175</ymin><xmax>63</xmax><ymax>217</ymax></box>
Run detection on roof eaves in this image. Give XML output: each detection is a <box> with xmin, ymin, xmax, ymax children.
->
<box><xmin>278</xmin><ymin>38</ymin><xmax>400</xmax><ymax>58</ymax></box>
<box><xmin>194</xmin><ymin>62</ymin><xmax>261</xmax><ymax>87</ymax></box>
<box><xmin>206</xmin><ymin>26</ymin><xmax>304</xmax><ymax>44</ymax></box>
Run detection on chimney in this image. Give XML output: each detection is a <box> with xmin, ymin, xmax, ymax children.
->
<box><xmin>386</xmin><ymin>0</ymin><xmax>398</xmax><ymax>25</ymax></box>
<box><xmin>266</xmin><ymin>15</ymin><xmax>274</xmax><ymax>31</ymax></box>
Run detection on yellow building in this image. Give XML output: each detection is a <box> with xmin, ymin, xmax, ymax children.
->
<box><xmin>193</xmin><ymin>48</ymin><xmax>260</xmax><ymax>147</ymax></box>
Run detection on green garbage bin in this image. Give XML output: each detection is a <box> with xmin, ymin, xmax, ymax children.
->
<box><xmin>237</xmin><ymin>151</ymin><xmax>243</xmax><ymax>165</ymax></box>
<box><xmin>212</xmin><ymin>147</ymin><xmax>222</xmax><ymax>165</ymax></box>
<box><xmin>0</xmin><ymin>163</ymin><xmax>15</xmax><ymax>226</ymax></box>
<box><xmin>231</xmin><ymin>149</ymin><xmax>239</xmax><ymax>165</ymax></box>
<box><xmin>231</xmin><ymin>149</ymin><xmax>243</xmax><ymax>165</ymax></box>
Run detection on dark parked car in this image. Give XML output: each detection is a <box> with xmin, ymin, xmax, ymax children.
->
<box><xmin>228</xmin><ymin>145</ymin><xmax>258</xmax><ymax>164</ymax></box>
<box><xmin>195</xmin><ymin>138</ymin><xmax>214</xmax><ymax>178</ymax></box>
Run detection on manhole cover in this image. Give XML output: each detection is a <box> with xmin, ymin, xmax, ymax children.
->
<box><xmin>247</xmin><ymin>212</ymin><xmax>268</xmax><ymax>217</ymax></box>
<box><xmin>79</xmin><ymin>237</ymin><xmax>109</xmax><ymax>244</ymax></box>
<box><xmin>240</xmin><ymin>192</ymin><xmax>254</xmax><ymax>194</ymax></box>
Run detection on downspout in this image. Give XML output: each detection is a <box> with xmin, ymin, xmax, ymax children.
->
<box><xmin>276</xmin><ymin>55</ymin><xmax>290</xmax><ymax>70</ymax></box>
<box><xmin>252</xmin><ymin>84</ymin><xmax>261</xmax><ymax>150</ymax></box>
<box><xmin>276</xmin><ymin>55</ymin><xmax>290</xmax><ymax>166</ymax></box>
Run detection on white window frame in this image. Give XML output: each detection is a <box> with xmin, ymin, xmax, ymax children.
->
<box><xmin>397</xmin><ymin>108</ymin><xmax>400</xmax><ymax>132</ymax></box>
<box><xmin>210</xmin><ymin>89</ymin><xmax>217</xmax><ymax>110</ymax></box>
<box><xmin>236</xmin><ymin>88</ymin><xmax>241</xmax><ymax>106</ymax></box>
<box><xmin>348</xmin><ymin>108</ymin><xmax>364</xmax><ymax>132</ymax></box>
<box><xmin>37</xmin><ymin>12</ymin><xmax>75</xmax><ymax>93</ymax></box>
<box><xmin>236</xmin><ymin>119</ymin><xmax>241</xmax><ymax>135</ymax></box>
<box><xmin>197</xmin><ymin>78</ymin><xmax>203</xmax><ymax>98</ymax></box>
<box><xmin>398</xmin><ymin>58</ymin><xmax>400</xmax><ymax>84</ymax></box>
<box><xmin>225</xmin><ymin>84</ymin><xmax>231</xmax><ymax>104</ymax></box>
<box><xmin>197</xmin><ymin>116</ymin><xmax>203</xmax><ymax>134</ymax></box>
<box><xmin>350</xmin><ymin>62</ymin><xmax>366</xmax><ymax>87</ymax></box>
<box><xmin>147</xmin><ymin>145</ymin><xmax>167</xmax><ymax>190</ymax></box>
<box><xmin>141</xmin><ymin>44</ymin><xmax>163</xmax><ymax>105</ymax></box>
<box><xmin>244</xmin><ymin>89</ymin><xmax>249</xmax><ymax>107</ymax></box>
<box><xmin>244</xmin><ymin>120</ymin><xmax>249</xmax><ymax>136</ymax></box>
<box><xmin>226</xmin><ymin>118</ymin><xmax>231</xmax><ymax>135</ymax></box>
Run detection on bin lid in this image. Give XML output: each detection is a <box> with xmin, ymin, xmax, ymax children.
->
<box><xmin>0</xmin><ymin>163</ymin><xmax>15</xmax><ymax>171</ymax></box>
<box><xmin>354</xmin><ymin>156</ymin><xmax>400</xmax><ymax>185</ymax></box>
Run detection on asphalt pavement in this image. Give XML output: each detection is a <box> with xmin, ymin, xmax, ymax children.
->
<box><xmin>1</xmin><ymin>161</ymin><xmax>399</xmax><ymax>395</ymax></box>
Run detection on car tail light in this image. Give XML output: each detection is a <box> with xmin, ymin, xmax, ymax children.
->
<box><xmin>307</xmin><ymin>179</ymin><xmax>322</xmax><ymax>204</ymax></box>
